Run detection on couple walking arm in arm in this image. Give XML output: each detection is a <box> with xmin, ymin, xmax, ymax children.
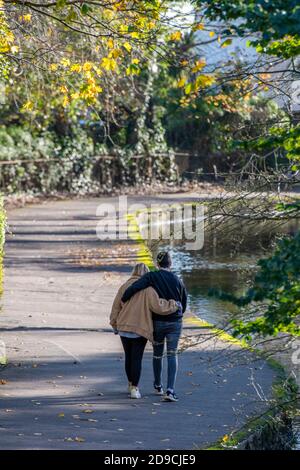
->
<box><xmin>110</xmin><ymin>252</ymin><xmax>187</xmax><ymax>402</ymax></box>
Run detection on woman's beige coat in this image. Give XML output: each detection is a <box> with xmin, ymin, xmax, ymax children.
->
<box><xmin>110</xmin><ymin>275</ymin><xmax>178</xmax><ymax>342</ymax></box>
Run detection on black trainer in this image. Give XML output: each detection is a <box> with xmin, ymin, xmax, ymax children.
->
<box><xmin>164</xmin><ymin>390</ymin><xmax>179</xmax><ymax>402</ymax></box>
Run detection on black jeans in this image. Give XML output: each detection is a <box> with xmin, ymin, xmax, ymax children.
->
<box><xmin>120</xmin><ymin>336</ymin><xmax>147</xmax><ymax>387</ymax></box>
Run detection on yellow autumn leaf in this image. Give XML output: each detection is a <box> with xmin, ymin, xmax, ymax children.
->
<box><xmin>131</xmin><ymin>32</ymin><xmax>140</xmax><ymax>39</ymax></box>
<box><xmin>82</xmin><ymin>62</ymin><xmax>93</xmax><ymax>72</ymax></box>
<box><xmin>123</xmin><ymin>42</ymin><xmax>132</xmax><ymax>52</ymax></box>
<box><xmin>60</xmin><ymin>58</ymin><xmax>70</xmax><ymax>67</ymax></box>
<box><xmin>0</xmin><ymin>44</ymin><xmax>10</xmax><ymax>54</ymax></box>
<box><xmin>119</xmin><ymin>24</ymin><xmax>128</xmax><ymax>34</ymax></box>
<box><xmin>169</xmin><ymin>31</ymin><xmax>182</xmax><ymax>42</ymax></box>
<box><xmin>107</xmin><ymin>38</ymin><xmax>114</xmax><ymax>49</ymax></box>
<box><xmin>21</xmin><ymin>101</ymin><xmax>33</xmax><ymax>112</ymax></box>
<box><xmin>222</xmin><ymin>434</ymin><xmax>229</xmax><ymax>443</ymax></box>
<box><xmin>93</xmin><ymin>66</ymin><xmax>102</xmax><ymax>77</ymax></box>
<box><xmin>221</xmin><ymin>38</ymin><xmax>232</xmax><ymax>48</ymax></box>
<box><xmin>70</xmin><ymin>64</ymin><xmax>82</xmax><ymax>73</ymax></box>
<box><xmin>192</xmin><ymin>23</ymin><xmax>205</xmax><ymax>31</ymax></box>
<box><xmin>192</xmin><ymin>58</ymin><xmax>206</xmax><ymax>73</ymax></box>
<box><xmin>147</xmin><ymin>21</ymin><xmax>156</xmax><ymax>30</ymax></box>
<box><xmin>195</xmin><ymin>74</ymin><xmax>216</xmax><ymax>89</ymax></box>
<box><xmin>71</xmin><ymin>92</ymin><xmax>80</xmax><ymax>100</ymax></box>
<box><xmin>101</xmin><ymin>57</ymin><xmax>117</xmax><ymax>71</ymax></box>
<box><xmin>62</xmin><ymin>95</ymin><xmax>69</xmax><ymax>107</ymax></box>
<box><xmin>177</xmin><ymin>77</ymin><xmax>186</xmax><ymax>88</ymax></box>
<box><xmin>185</xmin><ymin>82</ymin><xmax>194</xmax><ymax>95</ymax></box>
<box><xmin>19</xmin><ymin>14</ymin><xmax>31</xmax><ymax>22</ymax></box>
<box><xmin>59</xmin><ymin>85</ymin><xmax>68</xmax><ymax>93</ymax></box>
<box><xmin>126</xmin><ymin>63</ymin><xmax>140</xmax><ymax>76</ymax></box>
<box><xmin>209</xmin><ymin>31</ymin><xmax>215</xmax><ymax>37</ymax></box>
<box><xmin>49</xmin><ymin>63</ymin><xmax>58</xmax><ymax>72</ymax></box>
<box><xmin>132</xmin><ymin>58</ymin><xmax>140</xmax><ymax>64</ymax></box>
<box><xmin>108</xmin><ymin>48</ymin><xmax>122</xmax><ymax>59</ymax></box>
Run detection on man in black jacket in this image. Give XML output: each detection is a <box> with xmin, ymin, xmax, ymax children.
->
<box><xmin>122</xmin><ymin>251</ymin><xmax>187</xmax><ymax>402</ymax></box>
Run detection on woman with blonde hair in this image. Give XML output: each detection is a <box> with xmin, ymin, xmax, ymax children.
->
<box><xmin>110</xmin><ymin>263</ymin><xmax>179</xmax><ymax>399</ymax></box>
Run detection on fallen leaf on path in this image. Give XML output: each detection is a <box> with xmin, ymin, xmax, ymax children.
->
<box><xmin>82</xmin><ymin>409</ymin><xmax>93</xmax><ymax>414</ymax></box>
<box><xmin>74</xmin><ymin>437</ymin><xmax>85</xmax><ymax>442</ymax></box>
<box><xmin>1</xmin><ymin>380</ymin><xmax>8</xmax><ymax>385</ymax></box>
<box><xmin>58</xmin><ymin>413</ymin><xmax>65</xmax><ymax>418</ymax></box>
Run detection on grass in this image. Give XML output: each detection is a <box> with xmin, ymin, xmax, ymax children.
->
<box><xmin>0</xmin><ymin>195</ymin><xmax>5</xmax><ymax>296</ymax></box>
<box><xmin>0</xmin><ymin>194</ymin><xmax>6</xmax><ymax>365</ymax></box>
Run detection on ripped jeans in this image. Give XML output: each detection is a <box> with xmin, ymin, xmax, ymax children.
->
<box><xmin>152</xmin><ymin>320</ymin><xmax>182</xmax><ymax>392</ymax></box>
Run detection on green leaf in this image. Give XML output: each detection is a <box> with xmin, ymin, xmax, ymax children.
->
<box><xmin>81</xmin><ymin>4</ymin><xmax>89</xmax><ymax>15</ymax></box>
<box><xmin>56</xmin><ymin>0</ymin><xmax>67</xmax><ymax>8</ymax></box>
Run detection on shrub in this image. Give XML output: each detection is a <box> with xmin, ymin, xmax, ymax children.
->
<box><xmin>0</xmin><ymin>195</ymin><xmax>5</xmax><ymax>296</ymax></box>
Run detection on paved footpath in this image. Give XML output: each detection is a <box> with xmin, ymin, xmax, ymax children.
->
<box><xmin>0</xmin><ymin>195</ymin><xmax>277</xmax><ymax>450</ymax></box>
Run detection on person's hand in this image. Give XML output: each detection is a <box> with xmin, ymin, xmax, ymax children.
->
<box><xmin>176</xmin><ymin>301</ymin><xmax>182</xmax><ymax>314</ymax></box>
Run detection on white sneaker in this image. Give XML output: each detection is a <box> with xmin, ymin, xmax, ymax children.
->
<box><xmin>130</xmin><ymin>386</ymin><xmax>141</xmax><ymax>399</ymax></box>
<box><xmin>128</xmin><ymin>382</ymin><xmax>132</xmax><ymax>393</ymax></box>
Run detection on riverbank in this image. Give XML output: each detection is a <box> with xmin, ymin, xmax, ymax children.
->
<box><xmin>0</xmin><ymin>196</ymin><xmax>4</xmax><ymax>296</ymax></box>
<box><xmin>0</xmin><ymin>195</ymin><xmax>278</xmax><ymax>449</ymax></box>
